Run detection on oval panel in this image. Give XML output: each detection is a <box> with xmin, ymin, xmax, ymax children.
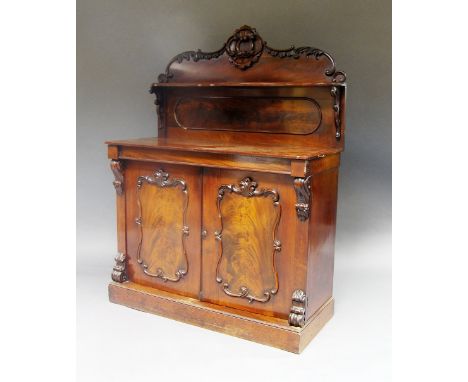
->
<box><xmin>174</xmin><ymin>96</ymin><xmax>322</xmax><ymax>134</ymax></box>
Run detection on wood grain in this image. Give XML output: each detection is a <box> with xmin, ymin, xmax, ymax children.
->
<box><xmin>106</xmin><ymin>135</ymin><xmax>341</xmax><ymax>160</ymax></box>
<box><xmin>118</xmin><ymin>146</ymin><xmax>292</xmax><ymax>175</ymax></box>
<box><xmin>201</xmin><ymin>169</ymin><xmax>308</xmax><ymax>319</ymax></box>
<box><xmin>215</xmin><ymin>183</ymin><xmax>280</xmax><ymax>303</ymax></box>
<box><xmin>174</xmin><ymin>95</ymin><xmax>322</xmax><ymax>134</ymax></box>
<box><xmin>136</xmin><ymin>174</ymin><xmax>187</xmax><ymax>281</ymax></box>
<box><xmin>163</xmin><ymin>86</ymin><xmax>342</xmax><ymax>150</ymax></box>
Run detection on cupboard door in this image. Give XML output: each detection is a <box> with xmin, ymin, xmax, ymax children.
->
<box><xmin>201</xmin><ymin>169</ymin><xmax>307</xmax><ymax>319</ymax></box>
<box><xmin>125</xmin><ymin>161</ymin><xmax>202</xmax><ymax>298</ymax></box>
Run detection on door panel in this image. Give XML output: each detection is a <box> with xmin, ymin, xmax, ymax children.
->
<box><xmin>202</xmin><ymin>169</ymin><xmax>307</xmax><ymax>319</ymax></box>
<box><xmin>136</xmin><ymin>169</ymin><xmax>188</xmax><ymax>282</ymax></box>
<box><xmin>215</xmin><ymin>178</ymin><xmax>281</xmax><ymax>303</ymax></box>
<box><xmin>125</xmin><ymin>161</ymin><xmax>202</xmax><ymax>298</ymax></box>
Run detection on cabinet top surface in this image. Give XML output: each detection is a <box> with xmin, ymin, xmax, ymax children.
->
<box><xmin>106</xmin><ymin>136</ymin><xmax>342</xmax><ymax>160</ymax></box>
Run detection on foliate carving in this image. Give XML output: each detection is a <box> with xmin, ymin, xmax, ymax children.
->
<box><xmin>136</xmin><ymin>169</ymin><xmax>186</xmax><ymax>190</ymax></box>
<box><xmin>331</xmin><ymin>86</ymin><xmax>342</xmax><ymax>140</ymax></box>
<box><xmin>264</xmin><ymin>45</ymin><xmax>346</xmax><ymax>84</ymax></box>
<box><xmin>156</xmin><ymin>46</ymin><xmax>226</xmax><ymax>83</ymax></box>
<box><xmin>215</xmin><ymin>177</ymin><xmax>281</xmax><ymax>303</ymax></box>
<box><xmin>294</xmin><ymin>176</ymin><xmax>312</xmax><ymax>221</ymax></box>
<box><xmin>288</xmin><ymin>289</ymin><xmax>307</xmax><ymax>327</ymax></box>
<box><xmin>225</xmin><ymin>25</ymin><xmax>264</xmax><ymax>70</ymax></box>
<box><xmin>218</xmin><ymin>177</ymin><xmax>279</xmax><ymax>201</ymax></box>
<box><xmin>154</xmin><ymin>25</ymin><xmax>346</xmax><ymax>83</ymax></box>
<box><xmin>111</xmin><ymin>253</ymin><xmax>127</xmax><ymax>283</ymax></box>
<box><xmin>136</xmin><ymin>169</ymin><xmax>189</xmax><ymax>282</ymax></box>
<box><xmin>110</xmin><ymin>160</ymin><xmax>124</xmax><ymax>196</ymax></box>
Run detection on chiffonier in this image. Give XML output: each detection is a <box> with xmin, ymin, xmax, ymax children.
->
<box><xmin>107</xmin><ymin>25</ymin><xmax>347</xmax><ymax>353</ymax></box>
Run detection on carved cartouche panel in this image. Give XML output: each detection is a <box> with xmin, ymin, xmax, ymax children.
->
<box><xmin>136</xmin><ymin>170</ymin><xmax>189</xmax><ymax>282</ymax></box>
<box><xmin>174</xmin><ymin>96</ymin><xmax>322</xmax><ymax>135</ymax></box>
<box><xmin>215</xmin><ymin>177</ymin><xmax>281</xmax><ymax>303</ymax></box>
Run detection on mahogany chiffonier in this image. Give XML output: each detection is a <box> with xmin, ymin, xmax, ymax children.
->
<box><xmin>106</xmin><ymin>25</ymin><xmax>347</xmax><ymax>353</ymax></box>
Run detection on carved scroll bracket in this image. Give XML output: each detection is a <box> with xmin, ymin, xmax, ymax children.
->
<box><xmin>149</xmin><ymin>86</ymin><xmax>165</xmax><ymax>130</ymax></box>
<box><xmin>111</xmin><ymin>253</ymin><xmax>127</xmax><ymax>283</ymax></box>
<box><xmin>294</xmin><ymin>175</ymin><xmax>312</xmax><ymax>221</ymax></box>
<box><xmin>288</xmin><ymin>289</ymin><xmax>307</xmax><ymax>327</ymax></box>
<box><xmin>331</xmin><ymin>86</ymin><xmax>342</xmax><ymax>140</ymax></box>
<box><xmin>110</xmin><ymin>160</ymin><xmax>124</xmax><ymax>196</ymax></box>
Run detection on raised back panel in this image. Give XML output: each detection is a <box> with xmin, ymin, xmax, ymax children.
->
<box><xmin>151</xmin><ymin>25</ymin><xmax>346</xmax><ymax>149</ymax></box>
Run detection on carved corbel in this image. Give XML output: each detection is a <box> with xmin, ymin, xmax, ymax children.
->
<box><xmin>110</xmin><ymin>160</ymin><xmax>124</xmax><ymax>196</ymax></box>
<box><xmin>294</xmin><ymin>175</ymin><xmax>312</xmax><ymax>221</ymax></box>
<box><xmin>288</xmin><ymin>289</ymin><xmax>307</xmax><ymax>327</ymax></box>
<box><xmin>111</xmin><ymin>252</ymin><xmax>127</xmax><ymax>283</ymax></box>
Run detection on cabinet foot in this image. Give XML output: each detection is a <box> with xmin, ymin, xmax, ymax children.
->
<box><xmin>288</xmin><ymin>289</ymin><xmax>307</xmax><ymax>327</ymax></box>
<box><xmin>111</xmin><ymin>253</ymin><xmax>127</xmax><ymax>283</ymax></box>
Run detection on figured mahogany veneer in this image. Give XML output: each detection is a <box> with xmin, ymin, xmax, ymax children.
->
<box><xmin>107</xmin><ymin>25</ymin><xmax>347</xmax><ymax>353</ymax></box>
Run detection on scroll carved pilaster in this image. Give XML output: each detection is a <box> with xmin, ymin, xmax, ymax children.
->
<box><xmin>110</xmin><ymin>160</ymin><xmax>124</xmax><ymax>196</ymax></box>
<box><xmin>111</xmin><ymin>252</ymin><xmax>127</xmax><ymax>283</ymax></box>
<box><xmin>294</xmin><ymin>176</ymin><xmax>312</xmax><ymax>221</ymax></box>
<box><xmin>288</xmin><ymin>289</ymin><xmax>307</xmax><ymax>327</ymax></box>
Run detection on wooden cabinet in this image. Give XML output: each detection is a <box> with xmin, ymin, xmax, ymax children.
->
<box><xmin>107</xmin><ymin>25</ymin><xmax>347</xmax><ymax>353</ymax></box>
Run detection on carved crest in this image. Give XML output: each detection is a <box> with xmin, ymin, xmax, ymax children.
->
<box><xmin>225</xmin><ymin>25</ymin><xmax>264</xmax><ymax>70</ymax></box>
<box><xmin>153</xmin><ymin>25</ymin><xmax>346</xmax><ymax>85</ymax></box>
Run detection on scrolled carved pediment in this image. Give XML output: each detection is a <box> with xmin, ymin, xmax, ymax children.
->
<box><xmin>152</xmin><ymin>25</ymin><xmax>346</xmax><ymax>86</ymax></box>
